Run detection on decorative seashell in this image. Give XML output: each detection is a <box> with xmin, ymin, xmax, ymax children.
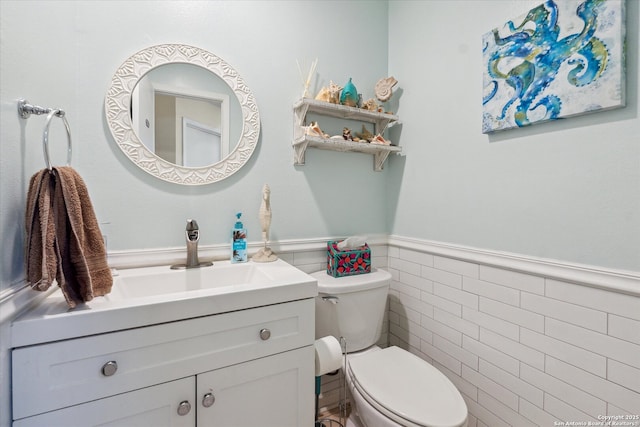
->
<box><xmin>340</xmin><ymin>78</ymin><xmax>359</xmax><ymax>107</ymax></box>
<box><xmin>315</xmin><ymin>87</ymin><xmax>331</xmax><ymax>102</ymax></box>
<box><xmin>361</xmin><ymin>98</ymin><xmax>379</xmax><ymax>111</ymax></box>
<box><xmin>375</xmin><ymin>76</ymin><xmax>398</xmax><ymax>102</ymax></box>
<box><xmin>355</xmin><ymin>125</ymin><xmax>374</xmax><ymax>142</ymax></box>
<box><xmin>305</xmin><ymin>121</ymin><xmax>329</xmax><ymax>138</ymax></box>
<box><xmin>328</xmin><ymin>81</ymin><xmax>342</xmax><ymax>104</ymax></box>
<box><xmin>342</xmin><ymin>127</ymin><xmax>353</xmax><ymax>141</ymax></box>
<box><xmin>370</xmin><ymin>133</ymin><xmax>391</xmax><ymax>145</ymax></box>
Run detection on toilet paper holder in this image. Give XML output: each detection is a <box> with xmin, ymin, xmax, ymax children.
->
<box><xmin>315</xmin><ymin>336</ymin><xmax>348</xmax><ymax>427</ymax></box>
<box><xmin>321</xmin><ymin>295</ymin><xmax>339</xmax><ymax>304</ymax></box>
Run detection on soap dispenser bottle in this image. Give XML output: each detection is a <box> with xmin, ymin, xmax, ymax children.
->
<box><xmin>231</xmin><ymin>212</ymin><xmax>247</xmax><ymax>263</ymax></box>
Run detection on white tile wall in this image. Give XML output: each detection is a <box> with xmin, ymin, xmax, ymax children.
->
<box><xmin>302</xmin><ymin>241</ymin><xmax>640</xmax><ymax>423</ymax></box>
<box><xmin>608</xmin><ymin>314</ymin><xmax>640</xmax><ymax>345</ymax></box>
<box><xmin>387</xmin><ymin>243</ymin><xmax>640</xmax><ymax>427</ymax></box>
<box><xmin>608</xmin><ymin>360</ymin><xmax>640</xmax><ymax>394</ymax></box>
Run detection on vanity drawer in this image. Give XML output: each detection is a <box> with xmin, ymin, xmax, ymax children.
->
<box><xmin>12</xmin><ymin>298</ymin><xmax>314</xmax><ymax>420</ymax></box>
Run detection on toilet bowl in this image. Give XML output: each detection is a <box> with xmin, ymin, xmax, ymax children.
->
<box><xmin>312</xmin><ymin>269</ymin><xmax>468</xmax><ymax>427</ymax></box>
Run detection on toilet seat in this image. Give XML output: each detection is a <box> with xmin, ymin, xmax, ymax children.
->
<box><xmin>348</xmin><ymin>346</ymin><xmax>468</xmax><ymax>427</ymax></box>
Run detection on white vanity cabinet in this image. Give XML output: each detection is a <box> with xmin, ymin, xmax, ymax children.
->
<box><xmin>13</xmin><ymin>376</ymin><xmax>197</xmax><ymax>427</ymax></box>
<box><xmin>12</xmin><ymin>298</ymin><xmax>315</xmax><ymax>426</ymax></box>
<box><xmin>293</xmin><ymin>98</ymin><xmax>402</xmax><ymax>171</ymax></box>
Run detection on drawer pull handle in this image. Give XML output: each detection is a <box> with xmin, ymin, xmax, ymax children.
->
<box><xmin>202</xmin><ymin>392</ymin><xmax>215</xmax><ymax>408</ymax></box>
<box><xmin>259</xmin><ymin>328</ymin><xmax>271</xmax><ymax>340</ymax></box>
<box><xmin>177</xmin><ymin>400</ymin><xmax>192</xmax><ymax>416</ymax></box>
<box><xmin>101</xmin><ymin>361</ymin><xmax>118</xmax><ymax>377</ymax></box>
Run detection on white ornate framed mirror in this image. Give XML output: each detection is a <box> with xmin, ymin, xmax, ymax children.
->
<box><xmin>105</xmin><ymin>44</ymin><xmax>260</xmax><ymax>185</ymax></box>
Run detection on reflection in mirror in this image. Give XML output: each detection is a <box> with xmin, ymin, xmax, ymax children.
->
<box><xmin>105</xmin><ymin>44</ymin><xmax>260</xmax><ymax>185</ymax></box>
<box><xmin>131</xmin><ymin>64</ymin><xmax>242</xmax><ymax>167</ymax></box>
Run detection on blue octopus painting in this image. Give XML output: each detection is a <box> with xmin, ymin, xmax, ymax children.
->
<box><xmin>482</xmin><ymin>0</ymin><xmax>625</xmax><ymax>133</ymax></box>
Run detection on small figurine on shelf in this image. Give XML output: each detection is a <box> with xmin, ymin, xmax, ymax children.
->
<box><xmin>340</xmin><ymin>77</ymin><xmax>359</xmax><ymax>107</ymax></box>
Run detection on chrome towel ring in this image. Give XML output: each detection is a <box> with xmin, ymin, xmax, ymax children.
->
<box><xmin>19</xmin><ymin>99</ymin><xmax>72</xmax><ymax>170</ymax></box>
<box><xmin>43</xmin><ymin>109</ymin><xmax>72</xmax><ymax>171</ymax></box>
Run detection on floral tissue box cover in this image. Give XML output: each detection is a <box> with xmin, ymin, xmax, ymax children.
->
<box><xmin>326</xmin><ymin>240</ymin><xmax>371</xmax><ymax>277</ymax></box>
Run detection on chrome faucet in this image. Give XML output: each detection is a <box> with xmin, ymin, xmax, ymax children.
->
<box><xmin>185</xmin><ymin>219</ymin><xmax>201</xmax><ymax>267</ymax></box>
<box><xmin>171</xmin><ymin>219</ymin><xmax>213</xmax><ymax>269</ymax></box>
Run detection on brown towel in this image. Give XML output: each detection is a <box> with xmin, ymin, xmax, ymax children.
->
<box><xmin>25</xmin><ymin>167</ymin><xmax>112</xmax><ymax>308</ymax></box>
<box><xmin>25</xmin><ymin>170</ymin><xmax>59</xmax><ymax>292</ymax></box>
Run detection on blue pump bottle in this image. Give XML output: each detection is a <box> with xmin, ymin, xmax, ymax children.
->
<box><xmin>231</xmin><ymin>213</ymin><xmax>247</xmax><ymax>263</ymax></box>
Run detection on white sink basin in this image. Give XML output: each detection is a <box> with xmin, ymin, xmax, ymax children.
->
<box><xmin>116</xmin><ymin>262</ymin><xmax>274</xmax><ymax>299</ymax></box>
<box><xmin>11</xmin><ymin>259</ymin><xmax>317</xmax><ymax>347</ymax></box>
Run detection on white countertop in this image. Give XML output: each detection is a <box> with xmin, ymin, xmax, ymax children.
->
<box><xmin>12</xmin><ymin>259</ymin><xmax>317</xmax><ymax>347</ymax></box>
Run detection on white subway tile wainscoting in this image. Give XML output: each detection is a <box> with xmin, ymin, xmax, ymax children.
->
<box><xmin>386</xmin><ymin>237</ymin><xmax>640</xmax><ymax>427</ymax></box>
<box><xmin>10</xmin><ymin>236</ymin><xmax>637</xmax><ymax>426</ymax></box>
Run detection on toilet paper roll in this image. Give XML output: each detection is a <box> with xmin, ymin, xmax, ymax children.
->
<box><xmin>314</xmin><ymin>336</ymin><xmax>342</xmax><ymax>376</ymax></box>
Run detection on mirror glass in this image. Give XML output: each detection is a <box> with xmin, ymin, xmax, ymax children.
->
<box><xmin>105</xmin><ymin>44</ymin><xmax>260</xmax><ymax>185</ymax></box>
<box><xmin>131</xmin><ymin>64</ymin><xmax>242</xmax><ymax>167</ymax></box>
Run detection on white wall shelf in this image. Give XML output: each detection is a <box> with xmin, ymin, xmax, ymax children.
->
<box><xmin>293</xmin><ymin>98</ymin><xmax>402</xmax><ymax>171</ymax></box>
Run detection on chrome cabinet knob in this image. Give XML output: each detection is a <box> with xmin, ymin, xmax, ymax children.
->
<box><xmin>101</xmin><ymin>361</ymin><xmax>118</xmax><ymax>377</ymax></box>
<box><xmin>259</xmin><ymin>328</ymin><xmax>271</xmax><ymax>340</ymax></box>
<box><xmin>177</xmin><ymin>400</ymin><xmax>192</xmax><ymax>416</ymax></box>
<box><xmin>202</xmin><ymin>393</ymin><xmax>215</xmax><ymax>408</ymax></box>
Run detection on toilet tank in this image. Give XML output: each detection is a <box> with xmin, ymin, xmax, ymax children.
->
<box><xmin>312</xmin><ymin>269</ymin><xmax>391</xmax><ymax>352</ymax></box>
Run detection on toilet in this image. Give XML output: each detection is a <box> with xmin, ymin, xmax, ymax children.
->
<box><xmin>312</xmin><ymin>269</ymin><xmax>468</xmax><ymax>427</ymax></box>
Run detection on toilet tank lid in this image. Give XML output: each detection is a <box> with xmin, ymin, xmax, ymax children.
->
<box><xmin>311</xmin><ymin>269</ymin><xmax>391</xmax><ymax>294</ymax></box>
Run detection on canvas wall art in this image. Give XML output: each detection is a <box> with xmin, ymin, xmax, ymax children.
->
<box><xmin>482</xmin><ymin>0</ymin><xmax>626</xmax><ymax>133</ymax></box>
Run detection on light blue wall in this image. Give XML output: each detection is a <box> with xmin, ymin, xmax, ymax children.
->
<box><xmin>387</xmin><ymin>0</ymin><xmax>639</xmax><ymax>271</ymax></box>
<box><xmin>1</xmin><ymin>0</ymin><xmax>638</xmax><ymax>296</ymax></box>
<box><xmin>0</xmin><ymin>1</ymin><xmax>391</xmax><ymax>290</ymax></box>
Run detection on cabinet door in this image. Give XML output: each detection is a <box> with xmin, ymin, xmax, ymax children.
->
<box><xmin>197</xmin><ymin>346</ymin><xmax>314</xmax><ymax>427</ymax></box>
<box><xmin>13</xmin><ymin>377</ymin><xmax>195</xmax><ymax>427</ymax></box>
